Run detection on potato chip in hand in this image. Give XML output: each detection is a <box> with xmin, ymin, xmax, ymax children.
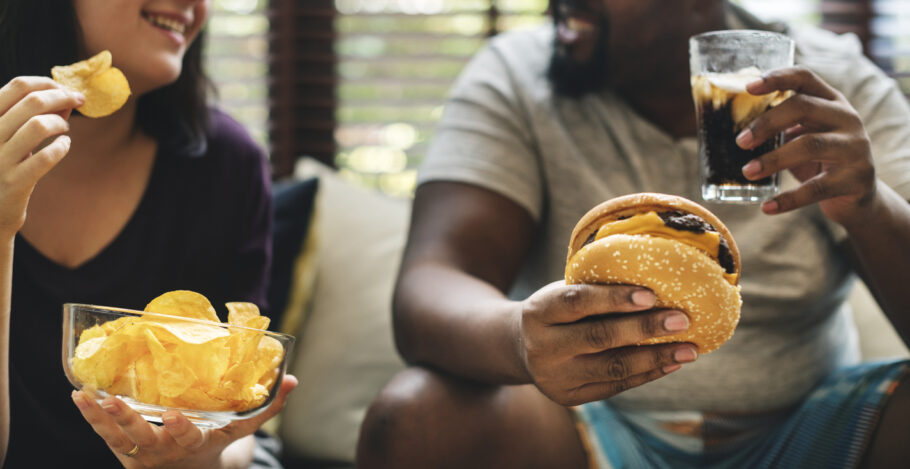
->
<box><xmin>51</xmin><ymin>50</ymin><xmax>130</xmax><ymax>118</ymax></box>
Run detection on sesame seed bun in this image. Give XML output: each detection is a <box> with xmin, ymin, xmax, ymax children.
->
<box><xmin>565</xmin><ymin>193</ymin><xmax>742</xmax><ymax>353</ymax></box>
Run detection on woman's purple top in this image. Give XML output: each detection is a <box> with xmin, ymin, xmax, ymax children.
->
<box><xmin>5</xmin><ymin>109</ymin><xmax>273</xmax><ymax>467</ymax></box>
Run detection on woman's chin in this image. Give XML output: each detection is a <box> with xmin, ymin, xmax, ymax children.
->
<box><xmin>130</xmin><ymin>70</ymin><xmax>183</xmax><ymax>96</ymax></box>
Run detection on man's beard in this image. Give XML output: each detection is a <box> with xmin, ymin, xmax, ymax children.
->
<box><xmin>547</xmin><ymin>16</ymin><xmax>611</xmax><ymax>99</ymax></box>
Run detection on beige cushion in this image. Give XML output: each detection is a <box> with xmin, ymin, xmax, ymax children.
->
<box><xmin>850</xmin><ymin>280</ymin><xmax>909</xmax><ymax>360</ymax></box>
<box><xmin>279</xmin><ymin>158</ymin><xmax>408</xmax><ymax>462</ymax></box>
<box><xmin>275</xmin><ymin>158</ymin><xmax>906</xmax><ymax>462</ymax></box>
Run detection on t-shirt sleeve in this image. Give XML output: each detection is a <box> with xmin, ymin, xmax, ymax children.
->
<box><xmin>418</xmin><ymin>39</ymin><xmax>544</xmax><ymax>221</ymax></box>
<box><xmin>847</xmin><ymin>67</ymin><xmax>910</xmax><ymax>201</ymax></box>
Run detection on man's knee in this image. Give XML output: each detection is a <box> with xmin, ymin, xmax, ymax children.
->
<box><xmin>356</xmin><ymin>367</ymin><xmax>501</xmax><ymax>468</ymax></box>
<box><xmin>358</xmin><ymin>367</ymin><xmax>438</xmax><ymax>453</ymax></box>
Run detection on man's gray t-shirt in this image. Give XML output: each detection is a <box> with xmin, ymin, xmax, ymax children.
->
<box><xmin>418</xmin><ymin>15</ymin><xmax>910</xmax><ymax>412</ymax></box>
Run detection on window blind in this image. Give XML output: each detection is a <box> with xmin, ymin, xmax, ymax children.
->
<box><xmin>871</xmin><ymin>0</ymin><xmax>910</xmax><ymax>93</ymax></box>
<box><xmin>205</xmin><ymin>0</ymin><xmax>270</xmax><ymax>150</ymax></box>
<box><xmin>333</xmin><ymin>0</ymin><xmax>548</xmax><ymax>196</ymax></box>
<box><xmin>267</xmin><ymin>0</ymin><xmax>337</xmax><ymax>178</ymax></box>
<box><xmin>264</xmin><ymin>1</ymin><xmax>906</xmax><ymax>182</ymax></box>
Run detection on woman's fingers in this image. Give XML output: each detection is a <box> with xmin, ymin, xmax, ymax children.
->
<box><xmin>100</xmin><ymin>396</ymin><xmax>161</xmax><ymax>450</ymax></box>
<box><xmin>0</xmin><ymin>87</ymin><xmax>83</xmax><ymax>142</ymax></box>
<box><xmin>162</xmin><ymin>410</ymin><xmax>207</xmax><ymax>449</ymax></box>
<box><xmin>15</xmin><ymin>134</ymin><xmax>71</xmax><ymax>183</ymax></box>
<box><xmin>1</xmin><ymin>113</ymin><xmax>70</xmax><ymax>171</ymax></box>
<box><xmin>218</xmin><ymin>375</ymin><xmax>299</xmax><ymax>444</ymax></box>
<box><xmin>0</xmin><ymin>76</ymin><xmax>62</xmax><ymax>116</ymax></box>
<box><xmin>71</xmin><ymin>391</ymin><xmax>136</xmax><ymax>456</ymax></box>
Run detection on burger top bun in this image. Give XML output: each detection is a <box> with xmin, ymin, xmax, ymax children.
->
<box><xmin>567</xmin><ymin>193</ymin><xmax>741</xmax><ymax>281</ymax></box>
<box><xmin>565</xmin><ymin>193</ymin><xmax>742</xmax><ymax>354</ymax></box>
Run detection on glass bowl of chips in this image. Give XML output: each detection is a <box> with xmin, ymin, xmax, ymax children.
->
<box><xmin>61</xmin><ymin>292</ymin><xmax>295</xmax><ymax>429</ymax></box>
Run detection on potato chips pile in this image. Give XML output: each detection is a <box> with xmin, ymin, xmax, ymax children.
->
<box><xmin>72</xmin><ymin>291</ymin><xmax>284</xmax><ymax>412</ymax></box>
<box><xmin>51</xmin><ymin>50</ymin><xmax>131</xmax><ymax>118</ymax></box>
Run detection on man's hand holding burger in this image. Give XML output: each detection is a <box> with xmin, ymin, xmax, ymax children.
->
<box><xmin>518</xmin><ymin>193</ymin><xmax>743</xmax><ymax>407</ymax></box>
<box><xmin>517</xmin><ymin>282</ymin><xmax>696</xmax><ymax>407</ymax></box>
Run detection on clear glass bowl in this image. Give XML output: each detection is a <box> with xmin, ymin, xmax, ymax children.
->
<box><xmin>62</xmin><ymin>303</ymin><xmax>295</xmax><ymax>429</ymax></box>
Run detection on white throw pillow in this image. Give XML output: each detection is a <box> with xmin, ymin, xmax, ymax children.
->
<box><xmin>279</xmin><ymin>158</ymin><xmax>408</xmax><ymax>462</ymax></box>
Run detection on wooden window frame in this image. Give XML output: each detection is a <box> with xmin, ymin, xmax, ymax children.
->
<box><xmin>268</xmin><ymin>0</ymin><xmax>338</xmax><ymax>179</ymax></box>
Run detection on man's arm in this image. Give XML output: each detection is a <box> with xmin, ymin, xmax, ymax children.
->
<box><xmin>392</xmin><ymin>181</ymin><xmax>535</xmax><ymax>384</ymax></box>
<box><xmin>739</xmin><ymin>67</ymin><xmax>910</xmax><ymax>346</ymax></box>
<box><xmin>840</xmin><ymin>184</ymin><xmax>910</xmax><ymax>346</ymax></box>
<box><xmin>392</xmin><ymin>181</ymin><xmax>697</xmax><ymax>404</ymax></box>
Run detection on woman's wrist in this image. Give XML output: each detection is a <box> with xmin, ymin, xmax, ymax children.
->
<box><xmin>218</xmin><ymin>435</ymin><xmax>256</xmax><ymax>469</ymax></box>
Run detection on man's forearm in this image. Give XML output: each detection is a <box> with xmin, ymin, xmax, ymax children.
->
<box><xmin>844</xmin><ymin>181</ymin><xmax>910</xmax><ymax>345</ymax></box>
<box><xmin>393</xmin><ymin>262</ymin><xmax>529</xmax><ymax>385</ymax></box>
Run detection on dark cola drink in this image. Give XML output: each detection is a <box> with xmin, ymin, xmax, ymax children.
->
<box><xmin>692</xmin><ymin>68</ymin><xmax>789</xmax><ymax>203</ymax></box>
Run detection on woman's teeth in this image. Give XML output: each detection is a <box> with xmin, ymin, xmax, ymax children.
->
<box><xmin>143</xmin><ymin>14</ymin><xmax>186</xmax><ymax>34</ymax></box>
<box><xmin>567</xmin><ymin>17</ymin><xmax>594</xmax><ymax>33</ymax></box>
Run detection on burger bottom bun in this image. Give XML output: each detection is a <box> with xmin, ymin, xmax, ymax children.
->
<box><xmin>565</xmin><ymin>234</ymin><xmax>742</xmax><ymax>354</ymax></box>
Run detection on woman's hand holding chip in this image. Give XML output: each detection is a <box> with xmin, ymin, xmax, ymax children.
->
<box><xmin>0</xmin><ymin>76</ymin><xmax>83</xmax><ymax>239</ymax></box>
<box><xmin>71</xmin><ymin>375</ymin><xmax>298</xmax><ymax>469</ymax></box>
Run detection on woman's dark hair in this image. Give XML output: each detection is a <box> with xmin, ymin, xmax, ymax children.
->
<box><xmin>0</xmin><ymin>0</ymin><xmax>212</xmax><ymax>155</ymax></box>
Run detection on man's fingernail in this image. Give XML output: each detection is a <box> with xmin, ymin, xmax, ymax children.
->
<box><xmin>632</xmin><ymin>290</ymin><xmax>656</xmax><ymax>306</ymax></box>
<box><xmin>747</xmin><ymin>78</ymin><xmax>765</xmax><ymax>91</ymax></box>
<box><xmin>664</xmin><ymin>312</ymin><xmax>689</xmax><ymax>332</ymax></box>
<box><xmin>162</xmin><ymin>414</ymin><xmax>178</xmax><ymax>425</ymax></box>
<box><xmin>736</xmin><ymin>128</ymin><xmax>753</xmax><ymax>148</ymax></box>
<box><xmin>674</xmin><ymin>346</ymin><xmax>698</xmax><ymax>363</ymax></box>
<box><xmin>762</xmin><ymin>199</ymin><xmax>780</xmax><ymax>214</ymax></box>
<box><xmin>742</xmin><ymin>160</ymin><xmax>761</xmax><ymax>178</ymax></box>
<box><xmin>663</xmin><ymin>364</ymin><xmax>682</xmax><ymax>374</ymax></box>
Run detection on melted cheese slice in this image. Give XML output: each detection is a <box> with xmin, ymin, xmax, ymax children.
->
<box><xmin>594</xmin><ymin>211</ymin><xmax>738</xmax><ymax>285</ymax></box>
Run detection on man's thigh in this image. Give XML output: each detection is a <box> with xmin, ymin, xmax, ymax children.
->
<box><xmin>357</xmin><ymin>366</ymin><xmax>589</xmax><ymax>469</ymax></box>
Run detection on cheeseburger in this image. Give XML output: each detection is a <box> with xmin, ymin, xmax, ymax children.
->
<box><xmin>565</xmin><ymin>193</ymin><xmax>742</xmax><ymax>353</ymax></box>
